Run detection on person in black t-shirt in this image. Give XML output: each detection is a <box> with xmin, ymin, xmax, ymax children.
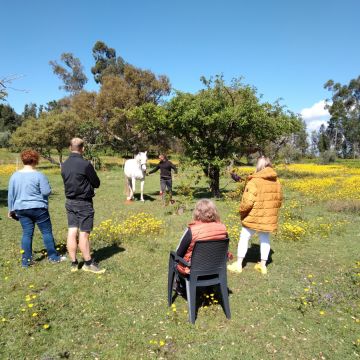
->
<box><xmin>148</xmin><ymin>154</ymin><xmax>177</xmax><ymax>203</ymax></box>
<box><xmin>61</xmin><ymin>137</ymin><xmax>105</xmax><ymax>274</ymax></box>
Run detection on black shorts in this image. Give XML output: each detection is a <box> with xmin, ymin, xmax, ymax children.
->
<box><xmin>65</xmin><ymin>199</ymin><xmax>94</xmax><ymax>232</ymax></box>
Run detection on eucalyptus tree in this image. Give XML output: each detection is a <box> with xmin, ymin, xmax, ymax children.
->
<box><xmin>50</xmin><ymin>53</ymin><xmax>88</xmax><ymax>94</ymax></box>
<box><xmin>324</xmin><ymin>76</ymin><xmax>360</xmax><ymax>157</ymax></box>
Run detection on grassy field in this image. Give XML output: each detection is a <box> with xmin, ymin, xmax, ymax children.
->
<box><xmin>0</xmin><ymin>155</ymin><xmax>359</xmax><ymax>359</ymax></box>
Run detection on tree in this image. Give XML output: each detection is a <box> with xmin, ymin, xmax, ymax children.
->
<box><xmin>95</xmin><ymin>70</ymin><xmax>170</xmax><ymax>152</ymax></box>
<box><xmin>10</xmin><ymin>112</ymin><xmax>80</xmax><ymax>163</ymax></box>
<box><xmin>164</xmin><ymin>76</ymin><xmax>302</xmax><ymax>197</ymax></box>
<box><xmin>317</xmin><ymin>124</ymin><xmax>330</xmax><ymax>153</ymax></box>
<box><xmin>0</xmin><ymin>104</ymin><xmax>22</xmax><ymax>132</ymax></box>
<box><xmin>324</xmin><ymin>76</ymin><xmax>360</xmax><ymax>158</ymax></box>
<box><xmin>1</xmin><ymin>74</ymin><xmax>25</xmax><ymax>102</ymax></box>
<box><xmin>91</xmin><ymin>41</ymin><xmax>125</xmax><ymax>84</ymax></box>
<box><xmin>22</xmin><ymin>103</ymin><xmax>39</xmax><ymax>119</ymax></box>
<box><xmin>50</xmin><ymin>53</ymin><xmax>88</xmax><ymax>94</ymax></box>
<box><xmin>310</xmin><ymin>130</ymin><xmax>319</xmax><ymax>157</ymax></box>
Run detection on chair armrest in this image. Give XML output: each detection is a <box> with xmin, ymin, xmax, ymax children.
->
<box><xmin>170</xmin><ymin>251</ymin><xmax>191</xmax><ymax>267</ymax></box>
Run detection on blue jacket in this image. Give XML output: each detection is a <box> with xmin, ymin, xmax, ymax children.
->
<box><xmin>8</xmin><ymin>171</ymin><xmax>51</xmax><ymax>211</ymax></box>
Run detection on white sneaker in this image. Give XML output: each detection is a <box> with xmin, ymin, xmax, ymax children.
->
<box><xmin>227</xmin><ymin>262</ymin><xmax>243</xmax><ymax>274</ymax></box>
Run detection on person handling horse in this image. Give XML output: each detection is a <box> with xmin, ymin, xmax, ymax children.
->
<box><xmin>148</xmin><ymin>154</ymin><xmax>177</xmax><ymax>203</ymax></box>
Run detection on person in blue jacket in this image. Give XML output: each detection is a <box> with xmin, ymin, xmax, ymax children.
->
<box><xmin>8</xmin><ymin>149</ymin><xmax>64</xmax><ymax>267</ymax></box>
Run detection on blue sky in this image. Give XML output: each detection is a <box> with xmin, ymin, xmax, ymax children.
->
<box><xmin>2</xmin><ymin>0</ymin><xmax>359</xmax><ymax>131</ymax></box>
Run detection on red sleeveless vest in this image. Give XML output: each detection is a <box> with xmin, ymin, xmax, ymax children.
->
<box><xmin>177</xmin><ymin>221</ymin><xmax>227</xmax><ymax>275</ymax></box>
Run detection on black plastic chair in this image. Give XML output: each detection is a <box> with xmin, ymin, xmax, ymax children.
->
<box><xmin>168</xmin><ymin>238</ymin><xmax>231</xmax><ymax>323</ymax></box>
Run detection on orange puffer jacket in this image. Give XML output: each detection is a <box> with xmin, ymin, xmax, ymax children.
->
<box><xmin>240</xmin><ymin>167</ymin><xmax>282</xmax><ymax>233</ymax></box>
<box><xmin>177</xmin><ymin>221</ymin><xmax>228</xmax><ymax>275</ymax></box>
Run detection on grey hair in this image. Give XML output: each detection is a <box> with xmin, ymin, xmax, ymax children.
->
<box><xmin>192</xmin><ymin>199</ymin><xmax>220</xmax><ymax>223</ymax></box>
<box><xmin>256</xmin><ymin>156</ymin><xmax>272</xmax><ymax>172</ymax></box>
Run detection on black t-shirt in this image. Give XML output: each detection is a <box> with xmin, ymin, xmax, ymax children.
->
<box><xmin>61</xmin><ymin>153</ymin><xmax>100</xmax><ymax>200</ymax></box>
<box><xmin>149</xmin><ymin>159</ymin><xmax>177</xmax><ymax>179</ymax></box>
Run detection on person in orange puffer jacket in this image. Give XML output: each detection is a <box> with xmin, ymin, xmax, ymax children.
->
<box><xmin>227</xmin><ymin>156</ymin><xmax>282</xmax><ymax>275</ymax></box>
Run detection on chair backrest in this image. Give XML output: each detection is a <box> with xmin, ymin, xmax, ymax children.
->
<box><xmin>190</xmin><ymin>238</ymin><xmax>229</xmax><ymax>274</ymax></box>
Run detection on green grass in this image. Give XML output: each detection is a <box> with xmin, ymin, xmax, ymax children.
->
<box><xmin>0</xmin><ymin>159</ymin><xmax>359</xmax><ymax>359</ymax></box>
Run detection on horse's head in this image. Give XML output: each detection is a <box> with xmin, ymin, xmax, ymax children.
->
<box><xmin>136</xmin><ymin>151</ymin><xmax>147</xmax><ymax>172</ymax></box>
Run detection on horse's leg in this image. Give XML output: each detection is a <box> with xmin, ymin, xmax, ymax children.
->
<box><xmin>127</xmin><ymin>178</ymin><xmax>133</xmax><ymax>201</ymax></box>
<box><xmin>140</xmin><ymin>179</ymin><xmax>145</xmax><ymax>202</ymax></box>
<box><xmin>132</xmin><ymin>177</ymin><xmax>136</xmax><ymax>200</ymax></box>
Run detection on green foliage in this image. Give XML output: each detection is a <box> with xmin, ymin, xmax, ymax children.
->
<box><xmin>324</xmin><ymin>76</ymin><xmax>360</xmax><ymax>157</ymax></box>
<box><xmin>318</xmin><ymin>149</ymin><xmax>337</xmax><ymax>164</ymax></box>
<box><xmin>0</xmin><ymin>104</ymin><xmax>22</xmax><ymax>132</ymax></box>
<box><xmin>10</xmin><ymin>111</ymin><xmax>80</xmax><ymax>163</ymax></box>
<box><xmin>165</xmin><ymin>75</ymin><xmax>302</xmax><ymax>196</ymax></box>
<box><xmin>49</xmin><ymin>53</ymin><xmax>88</xmax><ymax>94</ymax></box>
<box><xmin>91</xmin><ymin>41</ymin><xmax>125</xmax><ymax>84</ymax></box>
<box><xmin>0</xmin><ymin>131</ymin><xmax>11</xmax><ymax>147</ymax></box>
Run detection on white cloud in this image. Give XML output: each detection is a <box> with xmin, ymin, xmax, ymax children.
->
<box><xmin>300</xmin><ymin>100</ymin><xmax>330</xmax><ymax>133</ymax></box>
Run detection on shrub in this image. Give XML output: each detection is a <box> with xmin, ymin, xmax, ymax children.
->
<box><xmin>319</xmin><ymin>150</ymin><xmax>336</xmax><ymax>164</ymax></box>
<box><xmin>326</xmin><ymin>200</ymin><xmax>360</xmax><ymax>213</ymax></box>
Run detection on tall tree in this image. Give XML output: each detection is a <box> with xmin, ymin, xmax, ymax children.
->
<box><xmin>163</xmin><ymin>76</ymin><xmax>302</xmax><ymax>196</ymax></box>
<box><xmin>50</xmin><ymin>53</ymin><xmax>88</xmax><ymax>94</ymax></box>
<box><xmin>91</xmin><ymin>41</ymin><xmax>125</xmax><ymax>84</ymax></box>
<box><xmin>324</xmin><ymin>76</ymin><xmax>360</xmax><ymax>157</ymax></box>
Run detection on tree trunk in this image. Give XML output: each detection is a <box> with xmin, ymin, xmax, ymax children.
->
<box><xmin>204</xmin><ymin>164</ymin><xmax>221</xmax><ymax>198</ymax></box>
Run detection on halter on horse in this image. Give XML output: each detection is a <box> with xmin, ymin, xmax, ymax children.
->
<box><xmin>124</xmin><ymin>151</ymin><xmax>147</xmax><ymax>201</ymax></box>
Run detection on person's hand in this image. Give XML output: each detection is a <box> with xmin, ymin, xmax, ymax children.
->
<box><xmin>231</xmin><ymin>172</ymin><xmax>242</xmax><ymax>182</ymax></box>
<box><xmin>8</xmin><ymin>211</ymin><xmax>19</xmax><ymax>220</ymax></box>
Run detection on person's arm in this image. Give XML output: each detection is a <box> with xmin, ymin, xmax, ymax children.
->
<box><xmin>7</xmin><ymin>175</ymin><xmax>15</xmax><ymax>213</ymax></box>
<box><xmin>239</xmin><ymin>181</ymin><xmax>257</xmax><ymax>219</ymax></box>
<box><xmin>86</xmin><ymin>163</ymin><xmax>100</xmax><ymax>188</ymax></box>
<box><xmin>148</xmin><ymin>164</ymin><xmax>160</xmax><ymax>175</ymax></box>
<box><xmin>170</xmin><ymin>161</ymin><xmax>178</xmax><ymax>174</ymax></box>
<box><xmin>176</xmin><ymin>228</ymin><xmax>192</xmax><ymax>257</ymax></box>
<box><xmin>39</xmin><ymin>173</ymin><xmax>52</xmax><ymax>197</ymax></box>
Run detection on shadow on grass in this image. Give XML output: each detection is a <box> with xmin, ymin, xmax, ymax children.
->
<box><xmin>34</xmin><ymin>243</ymin><xmax>125</xmax><ymax>263</ymax></box>
<box><xmin>0</xmin><ymin>189</ymin><xmax>8</xmax><ymax>208</ymax></box>
<box><xmin>126</xmin><ymin>193</ymin><xmax>157</xmax><ymax>202</ymax></box>
<box><xmin>243</xmin><ymin>243</ymin><xmax>274</xmax><ymax>267</ymax></box>
<box><xmin>92</xmin><ymin>244</ymin><xmax>126</xmax><ymax>262</ymax></box>
<box><xmin>171</xmin><ymin>284</ymin><xmax>233</xmax><ymax>323</ymax></box>
<box><xmin>192</xmin><ymin>187</ymin><xmax>232</xmax><ymax>199</ymax></box>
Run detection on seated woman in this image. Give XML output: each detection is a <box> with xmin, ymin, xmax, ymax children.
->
<box><xmin>175</xmin><ymin>199</ymin><xmax>228</xmax><ymax>276</ymax></box>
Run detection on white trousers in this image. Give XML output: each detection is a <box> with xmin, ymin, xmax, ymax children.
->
<box><xmin>237</xmin><ymin>226</ymin><xmax>271</xmax><ymax>261</ymax></box>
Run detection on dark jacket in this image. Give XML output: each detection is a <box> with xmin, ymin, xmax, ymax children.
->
<box><xmin>61</xmin><ymin>153</ymin><xmax>100</xmax><ymax>201</ymax></box>
<box><xmin>149</xmin><ymin>159</ymin><xmax>177</xmax><ymax>179</ymax></box>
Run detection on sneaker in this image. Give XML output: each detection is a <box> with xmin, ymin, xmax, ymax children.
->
<box><xmin>71</xmin><ymin>262</ymin><xmax>79</xmax><ymax>272</ymax></box>
<box><xmin>227</xmin><ymin>262</ymin><xmax>242</xmax><ymax>274</ymax></box>
<box><xmin>254</xmin><ymin>263</ymin><xmax>267</xmax><ymax>275</ymax></box>
<box><xmin>82</xmin><ymin>262</ymin><xmax>106</xmax><ymax>274</ymax></box>
<box><xmin>49</xmin><ymin>255</ymin><xmax>67</xmax><ymax>264</ymax></box>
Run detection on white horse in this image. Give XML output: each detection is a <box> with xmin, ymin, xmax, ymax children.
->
<box><xmin>124</xmin><ymin>151</ymin><xmax>148</xmax><ymax>201</ymax></box>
